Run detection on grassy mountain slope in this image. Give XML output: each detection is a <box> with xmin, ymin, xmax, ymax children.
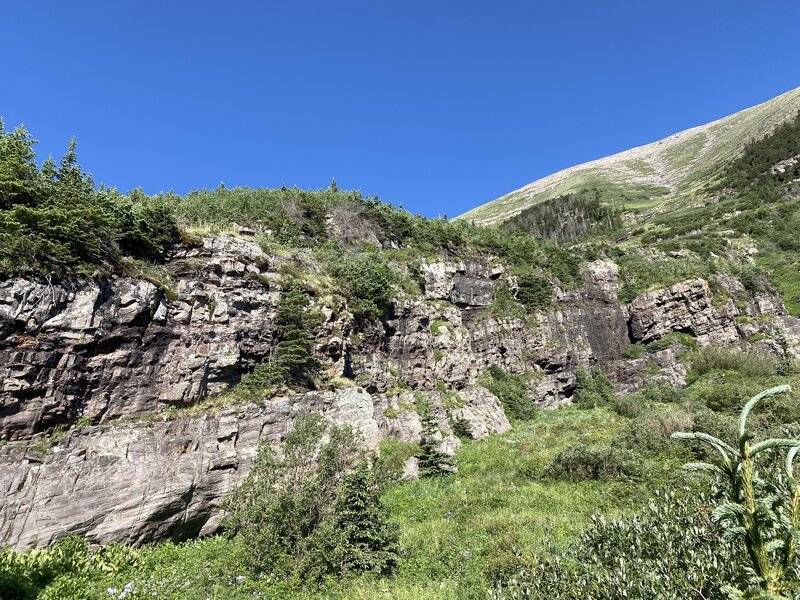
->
<box><xmin>459</xmin><ymin>86</ymin><xmax>800</xmax><ymax>225</ymax></box>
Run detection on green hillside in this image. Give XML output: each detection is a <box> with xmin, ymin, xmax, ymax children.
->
<box><xmin>459</xmin><ymin>86</ymin><xmax>800</xmax><ymax>225</ymax></box>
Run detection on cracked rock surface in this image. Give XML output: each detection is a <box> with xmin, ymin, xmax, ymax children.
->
<box><xmin>2</xmin><ymin>237</ymin><xmax>799</xmax><ymax>549</ymax></box>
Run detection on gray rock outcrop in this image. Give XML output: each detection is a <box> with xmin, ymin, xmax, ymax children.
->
<box><xmin>3</xmin><ymin>235</ymin><xmax>800</xmax><ymax>550</ymax></box>
<box><xmin>1</xmin><ymin>236</ymin><xmax>277</xmax><ymax>441</ymax></box>
<box><xmin>0</xmin><ymin>385</ymin><xmax>507</xmax><ymax>550</ymax></box>
<box><xmin>628</xmin><ymin>279</ymin><xmax>739</xmax><ymax>344</ymax></box>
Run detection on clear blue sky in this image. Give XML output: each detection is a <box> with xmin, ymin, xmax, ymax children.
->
<box><xmin>2</xmin><ymin>1</ymin><xmax>799</xmax><ymax>218</ymax></box>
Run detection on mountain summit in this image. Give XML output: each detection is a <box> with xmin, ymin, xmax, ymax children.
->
<box><xmin>459</xmin><ymin>86</ymin><xmax>800</xmax><ymax>225</ymax></box>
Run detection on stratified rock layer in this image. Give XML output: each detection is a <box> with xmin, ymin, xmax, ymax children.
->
<box><xmin>0</xmin><ymin>236</ymin><xmax>277</xmax><ymax>441</ymax></box>
<box><xmin>2</xmin><ymin>235</ymin><xmax>799</xmax><ymax>550</ymax></box>
<box><xmin>628</xmin><ymin>279</ymin><xmax>739</xmax><ymax>344</ymax></box>
<box><xmin>0</xmin><ymin>386</ymin><xmax>508</xmax><ymax>550</ymax></box>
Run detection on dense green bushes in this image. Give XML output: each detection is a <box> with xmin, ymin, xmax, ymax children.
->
<box><xmin>613</xmin><ymin>408</ymin><xmax>692</xmax><ymax>458</ymax></box>
<box><xmin>573</xmin><ymin>368</ymin><xmax>616</xmax><ymax>409</ymax></box>
<box><xmin>175</xmin><ymin>185</ymin><xmax>335</xmax><ymax>244</ymax></box>
<box><xmin>224</xmin><ymin>415</ymin><xmax>398</xmax><ymax>582</ymax></box>
<box><xmin>616</xmin><ymin>252</ymin><xmax>715</xmax><ymax>302</ymax></box>
<box><xmin>239</xmin><ymin>286</ymin><xmax>323</xmax><ymax>393</ymax></box>
<box><xmin>327</xmin><ymin>249</ymin><xmax>399</xmax><ymax>322</ymax></box>
<box><xmin>513</xmin><ymin>269</ymin><xmax>552</xmax><ymax>311</ymax></box>
<box><xmin>477</xmin><ymin>365</ymin><xmax>537</xmax><ymax>421</ymax></box>
<box><xmin>173</xmin><ymin>182</ymin><xmax>585</xmax><ymax>291</ymax></box>
<box><xmin>0</xmin><ymin>536</ymin><xmax>139</xmax><ymax>600</ymax></box>
<box><xmin>689</xmin><ymin>345</ymin><xmax>778</xmax><ymax>379</ymax></box>
<box><xmin>490</xmin><ymin>490</ymin><xmax>738</xmax><ymax>600</ymax></box>
<box><xmin>544</xmin><ymin>443</ymin><xmax>643</xmax><ymax>482</ymax></box>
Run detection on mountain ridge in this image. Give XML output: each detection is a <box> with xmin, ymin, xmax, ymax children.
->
<box><xmin>458</xmin><ymin>86</ymin><xmax>800</xmax><ymax>225</ymax></box>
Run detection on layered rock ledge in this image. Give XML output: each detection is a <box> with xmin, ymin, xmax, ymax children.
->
<box><xmin>2</xmin><ymin>236</ymin><xmax>800</xmax><ymax>549</ymax></box>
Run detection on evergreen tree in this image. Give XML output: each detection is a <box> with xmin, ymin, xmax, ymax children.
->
<box><xmin>417</xmin><ymin>400</ymin><xmax>456</xmax><ymax>477</ymax></box>
<box><xmin>0</xmin><ymin>123</ymin><xmax>179</xmax><ymax>277</ymax></box>
<box><xmin>266</xmin><ymin>285</ymin><xmax>323</xmax><ymax>388</ymax></box>
<box><xmin>0</xmin><ymin>122</ymin><xmax>41</xmax><ymax>208</ymax></box>
<box><xmin>305</xmin><ymin>462</ymin><xmax>399</xmax><ymax>578</ymax></box>
<box><xmin>225</xmin><ymin>416</ymin><xmax>399</xmax><ymax>582</ymax></box>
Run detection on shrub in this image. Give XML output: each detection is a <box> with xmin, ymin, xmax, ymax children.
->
<box><xmin>300</xmin><ymin>463</ymin><xmax>398</xmax><ymax>581</ymax></box>
<box><xmin>614</xmin><ymin>409</ymin><xmax>692</xmax><ymax>457</ymax></box>
<box><xmin>373</xmin><ymin>439</ymin><xmax>419</xmax><ymax>487</ymax></box>
<box><xmin>416</xmin><ymin>400</ymin><xmax>456</xmax><ymax>477</ymax></box>
<box><xmin>223</xmin><ymin>415</ymin><xmax>397</xmax><ymax>581</ymax></box>
<box><xmin>513</xmin><ymin>269</ymin><xmax>552</xmax><ymax>311</ymax></box>
<box><xmin>489</xmin><ymin>281</ymin><xmax>527</xmax><ymax>320</ymax></box>
<box><xmin>612</xmin><ymin>395</ymin><xmax>644</xmax><ymax>418</ymax></box>
<box><xmin>175</xmin><ymin>185</ymin><xmax>335</xmax><ymax>244</ymax></box>
<box><xmin>638</xmin><ymin>381</ymin><xmax>685</xmax><ymax>404</ymax></box>
<box><xmin>477</xmin><ymin>365</ymin><xmax>536</xmax><ymax>421</ymax></box>
<box><xmin>330</xmin><ymin>249</ymin><xmax>398</xmax><ymax>322</ymax></box>
<box><xmin>544</xmin><ymin>444</ymin><xmax>642</xmax><ymax>482</ymax></box>
<box><xmin>694</xmin><ymin>379</ymin><xmax>758</xmax><ymax>413</ymax></box>
<box><xmin>490</xmin><ymin>490</ymin><xmax>740</xmax><ymax>600</ymax></box>
<box><xmin>240</xmin><ymin>286</ymin><xmax>323</xmax><ymax>392</ymax></box>
<box><xmin>645</xmin><ymin>331</ymin><xmax>698</xmax><ymax>353</ymax></box>
<box><xmin>689</xmin><ymin>346</ymin><xmax>778</xmax><ymax>379</ymax></box>
<box><xmin>0</xmin><ymin>536</ymin><xmax>139</xmax><ymax>600</ymax></box>
<box><xmin>617</xmin><ymin>253</ymin><xmax>714</xmax><ymax>303</ymax></box>
<box><xmin>622</xmin><ymin>343</ymin><xmax>646</xmax><ymax>359</ymax></box>
<box><xmin>573</xmin><ymin>368</ymin><xmax>616</xmax><ymax>409</ymax></box>
<box><xmin>758</xmin><ymin>390</ymin><xmax>800</xmax><ymax>427</ymax></box>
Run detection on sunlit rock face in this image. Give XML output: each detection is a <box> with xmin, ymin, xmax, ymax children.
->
<box><xmin>628</xmin><ymin>278</ymin><xmax>739</xmax><ymax>345</ymax></box>
<box><xmin>2</xmin><ymin>236</ymin><xmax>799</xmax><ymax>549</ymax></box>
<box><xmin>0</xmin><ymin>386</ymin><xmax>508</xmax><ymax>550</ymax></box>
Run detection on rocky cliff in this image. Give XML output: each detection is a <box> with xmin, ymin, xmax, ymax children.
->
<box><xmin>2</xmin><ymin>233</ymin><xmax>799</xmax><ymax>550</ymax></box>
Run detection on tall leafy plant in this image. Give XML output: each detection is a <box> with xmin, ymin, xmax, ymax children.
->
<box><xmin>673</xmin><ymin>385</ymin><xmax>800</xmax><ymax>598</ymax></box>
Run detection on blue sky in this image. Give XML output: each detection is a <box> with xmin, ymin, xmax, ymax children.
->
<box><xmin>2</xmin><ymin>1</ymin><xmax>799</xmax><ymax>218</ymax></box>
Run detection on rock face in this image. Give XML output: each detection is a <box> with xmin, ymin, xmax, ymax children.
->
<box><xmin>0</xmin><ymin>386</ymin><xmax>507</xmax><ymax>550</ymax></box>
<box><xmin>421</xmin><ymin>259</ymin><xmax>500</xmax><ymax>306</ymax></box>
<box><xmin>2</xmin><ymin>235</ymin><xmax>800</xmax><ymax>550</ymax></box>
<box><xmin>628</xmin><ymin>279</ymin><xmax>739</xmax><ymax>344</ymax></box>
<box><xmin>375</xmin><ymin>259</ymin><xmax>630</xmax><ymax>407</ymax></box>
<box><xmin>375</xmin><ymin>387</ymin><xmax>510</xmax><ymax>445</ymax></box>
<box><xmin>0</xmin><ymin>237</ymin><xmax>280</xmax><ymax>441</ymax></box>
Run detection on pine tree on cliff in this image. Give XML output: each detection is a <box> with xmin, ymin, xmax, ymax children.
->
<box><xmin>417</xmin><ymin>400</ymin><xmax>456</xmax><ymax>477</ymax></box>
<box><xmin>267</xmin><ymin>285</ymin><xmax>322</xmax><ymax>388</ymax></box>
